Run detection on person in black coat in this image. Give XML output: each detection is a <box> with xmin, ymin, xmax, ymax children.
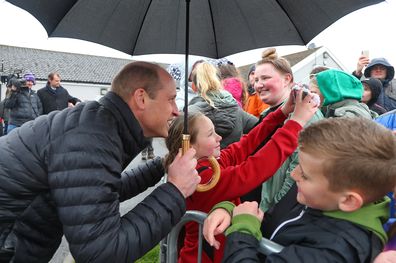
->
<box><xmin>4</xmin><ymin>73</ymin><xmax>42</xmax><ymax>133</ymax></box>
<box><xmin>37</xmin><ymin>72</ymin><xmax>81</xmax><ymax>114</ymax></box>
<box><xmin>0</xmin><ymin>62</ymin><xmax>201</xmax><ymax>262</ymax></box>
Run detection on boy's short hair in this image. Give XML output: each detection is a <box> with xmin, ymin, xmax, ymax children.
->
<box><xmin>299</xmin><ymin>117</ymin><xmax>396</xmax><ymax>203</ymax></box>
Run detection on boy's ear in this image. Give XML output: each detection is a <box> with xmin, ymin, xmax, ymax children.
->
<box><xmin>338</xmin><ymin>192</ymin><xmax>364</xmax><ymax>212</ymax></box>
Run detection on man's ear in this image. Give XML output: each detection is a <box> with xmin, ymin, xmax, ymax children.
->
<box><xmin>133</xmin><ymin>88</ymin><xmax>148</xmax><ymax>110</ymax></box>
<box><xmin>338</xmin><ymin>192</ymin><xmax>364</xmax><ymax>212</ymax></box>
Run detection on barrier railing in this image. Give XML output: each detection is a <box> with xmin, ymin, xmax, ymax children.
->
<box><xmin>162</xmin><ymin>210</ymin><xmax>284</xmax><ymax>263</ymax></box>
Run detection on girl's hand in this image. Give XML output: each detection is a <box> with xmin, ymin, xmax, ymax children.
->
<box><xmin>289</xmin><ymin>89</ymin><xmax>319</xmax><ymax>127</ymax></box>
<box><xmin>281</xmin><ymin>87</ymin><xmax>297</xmax><ymax>116</ymax></box>
<box><xmin>203</xmin><ymin>208</ymin><xmax>231</xmax><ymax>250</ymax></box>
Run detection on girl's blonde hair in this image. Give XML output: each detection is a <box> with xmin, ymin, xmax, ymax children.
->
<box><xmin>194</xmin><ymin>62</ymin><xmax>223</xmax><ymax>107</ymax></box>
<box><xmin>164</xmin><ymin>112</ymin><xmax>205</xmax><ymax>170</ymax></box>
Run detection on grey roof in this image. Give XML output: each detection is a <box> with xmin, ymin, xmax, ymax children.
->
<box><xmin>0</xmin><ymin>44</ymin><xmax>168</xmax><ymax>85</ymax></box>
<box><xmin>238</xmin><ymin>47</ymin><xmax>321</xmax><ymax>80</ymax></box>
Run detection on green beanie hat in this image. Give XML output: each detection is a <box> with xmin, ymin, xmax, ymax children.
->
<box><xmin>316</xmin><ymin>69</ymin><xmax>363</xmax><ymax>106</ymax></box>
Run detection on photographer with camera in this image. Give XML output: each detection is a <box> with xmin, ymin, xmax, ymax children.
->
<box><xmin>4</xmin><ymin>73</ymin><xmax>42</xmax><ymax>133</ymax></box>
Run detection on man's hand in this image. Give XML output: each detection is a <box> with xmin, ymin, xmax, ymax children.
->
<box><xmin>203</xmin><ymin>208</ymin><xmax>231</xmax><ymax>250</ymax></box>
<box><xmin>356</xmin><ymin>55</ymin><xmax>370</xmax><ymax>76</ymax></box>
<box><xmin>167</xmin><ymin>148</ymin><xmax>200</xmax><ymax>198</ymax></box>
<box><xmin>233</xmin><ymin>201</ymin><xmax>264</xmax><ymax>222</ymax></box>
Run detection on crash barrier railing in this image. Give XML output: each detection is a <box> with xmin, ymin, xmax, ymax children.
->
<box><xmin>161</xmin><ymin>210</ymin><xmax>284</xmax><ymax>263</ymax></box>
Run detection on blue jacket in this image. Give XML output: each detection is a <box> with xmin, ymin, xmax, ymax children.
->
<box><xmin>376</xmin><ymin>109</ymin><xmax>396</xmax><ymax>131</ymax></box>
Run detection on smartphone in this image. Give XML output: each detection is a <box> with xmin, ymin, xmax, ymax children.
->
<box><xmin>362</xmin><ymin>50</ymin><xmax>369</xmax><ymax>57</ymax></box>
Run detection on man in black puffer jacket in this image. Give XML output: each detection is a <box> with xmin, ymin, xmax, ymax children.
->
<box><xmin>0</xmin><ymin>62</ymin><xmax>201</xmax><ymax>262</ymax></box>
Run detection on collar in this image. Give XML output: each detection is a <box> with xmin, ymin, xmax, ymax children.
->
<box><xmin>99</xmin><ymin>91</ymin><xmax>149</xmax><ymax>151</ymax></box>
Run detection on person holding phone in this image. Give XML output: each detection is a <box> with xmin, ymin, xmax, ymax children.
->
<box><xmin>352</xmin><ymin>51</ymin><xmax>396</xmax><ymax>111</ymax></box>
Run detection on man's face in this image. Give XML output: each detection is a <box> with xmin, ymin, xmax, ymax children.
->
<box><xmin>370</xmin><ymin>65</ymin><xmax>387</xmax><ymax>80</ymax></box>
<box><xmin>291</xmin><ymin>151</ymin><xmax>343</xmax><ymax>211</ymax></box>
<box><xmin>140</xmin><ymin>72</ymin><xmax>179</xmax><ymax>138</ymax></box>
<box><xmin>49</xmin><ymin>75</ymin><xmax>61</xmax><ymax>88</ymax></box>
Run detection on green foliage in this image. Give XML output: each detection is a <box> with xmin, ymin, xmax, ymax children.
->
<box><xmin>135</xmin><ymin>244</ymin><xmax>160</xmax><ymax>263</ymax></box>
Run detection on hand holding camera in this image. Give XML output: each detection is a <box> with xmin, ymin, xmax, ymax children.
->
<box><xmin>286</xmin><ymin>84</ymin><xmax>320</xmax><ymax>127</ymax></box>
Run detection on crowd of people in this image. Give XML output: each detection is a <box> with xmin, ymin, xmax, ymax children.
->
<box><xmin>0</xmin><ymin>72</ymin><xmax>80</xmax><ymax>136</ymax></box>
<box><xmin>0</xmin><ymin>48</ymin><xmax>395</xmax><ymax>263</ymax></box>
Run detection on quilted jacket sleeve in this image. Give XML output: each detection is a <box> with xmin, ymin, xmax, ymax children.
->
<box><xmin>119</xmin><ymin>157</ymin><xmax>165</xmax><ymax>201</ymax></box>
<box><xmin>48</xmin><ymin>121</ymin><xmax>185</xmax><ymax>262</ymax></box>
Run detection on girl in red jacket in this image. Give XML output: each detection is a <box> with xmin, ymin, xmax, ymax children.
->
<box><xmin>164</xmin><ymin>89</ymin><xmax>318</xmax><ymax>263</ymax></box>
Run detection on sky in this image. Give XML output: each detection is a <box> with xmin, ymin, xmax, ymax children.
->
<box><xmin>0</xmin><ymin>0</ymin><xmax>395</xmax><ymax>73</ymax></box>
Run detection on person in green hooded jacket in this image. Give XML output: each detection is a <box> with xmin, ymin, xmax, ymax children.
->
<box><xmin>309</xmin><ymin>68</ymin><xmax>376</xmax><ymax>119</ymax></box>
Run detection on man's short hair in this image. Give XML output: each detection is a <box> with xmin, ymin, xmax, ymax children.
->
<box><xmin>48</xmin><ymin>72</ymin><xmax>61</xmax><ymax>80</ymax></box>
<box><xmin>299</xmin><ymin>117</ymin><xmax>396</xmax><ymax>203</ymax></box>
<box><xmin>111</xmin><ymin>62</ymin><xmax>162</xmax><ymax>101</ymax></box>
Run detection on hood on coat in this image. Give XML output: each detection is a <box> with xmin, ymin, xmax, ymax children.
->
<box><xmin>364</xmin><ymin>58</ymin><xmax>395</xmax><ymax>82</ymax></box>
<box><xmin>362</xmin><ymin>78</ymin><xmax>383</xmax><ymax>107</ymax></box>
<box><xmin>316</xmin><ymin>69</ymin><xmax>363</xmax><ymax>106</ymax></box>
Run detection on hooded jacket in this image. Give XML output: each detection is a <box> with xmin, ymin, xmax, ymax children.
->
<box><xmin>188</xmin><ymin>90</ymin><xmax>257</xmax><ymax>148</ymax></box>
<box><xmin>361</xmin><ymin>78</ymin><xmax>387</xmax><ymax>115</ymax></box>
<box><xmin>0</xmin><ymin>92</ymin><xmax>186</xmax><ymax>262</ymax></box>
<box><xmin>353</xmin><ymin>57</ymin><xmax>396</xmax><ymax>111</ymax></box>
<box><xmin>316</xmin><ymin>69</ymin><xmax>373</xmax><ymax>119</ymax></box>
<box><xmin>221</xmin><ymin>197</ymin><xmax>389</xmax><ymax>262</ymax></box>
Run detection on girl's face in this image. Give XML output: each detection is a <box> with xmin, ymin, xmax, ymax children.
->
<box><xmin>361</xmin><ymin>83</ymin><xmax>372</xmax><ymax>104</ymax></box>
<box><xmin>254</xmin><ymin>63</ymin><xmax>291</xmax><ymax>106</ymax></box>
<box><xmin>191</xmin><ymin>116</ymin><xmax>222</xmax><ymax>159</ymax></box>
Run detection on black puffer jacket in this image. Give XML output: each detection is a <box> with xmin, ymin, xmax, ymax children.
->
<box><xmin>4</xmin><ymin>87</ymin><xmax>42</xmax><ymax>126</ymax></box>
<box><xmin>0</xmin><ymin>92</ymin><xmax>186</xmax><ymax>262</ymax></box>
<box><xmin>223</xmin><ymin>203</ymin><xmax>383</xmax><ymax>263</ymax></box>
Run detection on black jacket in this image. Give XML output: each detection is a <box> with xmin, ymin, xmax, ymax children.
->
<box><xmin>4</xmin><ymin>87</ymin><xmax>42</xmax><ymax>126</ymax></box>
<box><xmin>0</xmin><ymin>91</ymin><xmax>186</xmax><ymax>262</ymax></box>
<box><xmin>222</xmin><ymin>202</ymin><xmax>382</xmax><ymax>263</ymax></box>
<box><xmin>37</xmin><ymin>85</ymin><xmax>80</xmax><ymax>114</ymax></box>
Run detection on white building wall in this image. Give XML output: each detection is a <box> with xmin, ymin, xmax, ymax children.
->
<box><xmin>292</xmin><ymin>47</ymin><xmax>347</xmax><ymax>85</ymax></box>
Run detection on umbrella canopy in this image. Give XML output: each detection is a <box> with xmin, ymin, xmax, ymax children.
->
<box><xmin>7</xmin><ymin>0</ymin><xmax>383</xmax><ymax>59</ymax></box>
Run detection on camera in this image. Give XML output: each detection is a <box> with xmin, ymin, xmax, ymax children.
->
<box><xmin>292</xmin><ymin>84</ymin><xmax>321</xmax><ymax>106</ymax></box>
<box><xmin>6</xmin><ymin>75</ymin><xmax>27</xmax><ymax>92</ymax></box>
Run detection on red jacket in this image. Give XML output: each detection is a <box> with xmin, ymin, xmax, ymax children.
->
<box><xmin>178</xmin><ymin>108</ymin><xmax>302</xmax><ymax>263</ymax></box>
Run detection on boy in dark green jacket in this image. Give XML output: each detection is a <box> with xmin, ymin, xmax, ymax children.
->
<box><xmin>204</xmin><ymin>117</ymin><xmax>395</xmax><ymax>262</ymax></box>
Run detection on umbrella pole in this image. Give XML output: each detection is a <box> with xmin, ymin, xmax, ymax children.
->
<box><xmin>182</xmin><ymin>0</ymin><xmax>191</xmax><ymax>154</ymax></box>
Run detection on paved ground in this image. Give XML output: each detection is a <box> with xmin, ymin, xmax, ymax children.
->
<box><xmin>49</xmin><ymin>138</ymin><xmax>168</xmax><ymax>263</ymax></box>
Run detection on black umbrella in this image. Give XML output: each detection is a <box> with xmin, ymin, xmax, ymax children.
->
<box><xmin>6</xmin><ymin>0</ymin><xmax>383</xmax><ymax>190</ymax></box>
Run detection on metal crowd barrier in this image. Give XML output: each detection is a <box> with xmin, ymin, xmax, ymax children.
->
<box><xmin>161</xmin><ymin>210</ymin><xmax>284</xmax><ymax>263</ymax></box>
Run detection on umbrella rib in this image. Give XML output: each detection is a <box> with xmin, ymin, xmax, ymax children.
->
<box><xmin>274</xmin><ymin>0</ymin><xmax>305</xmax><ymax>43</ymax></box>
<box><xmin>130</xmin><ymin>0</ymin><xmax>154</xmax><ymax>54</ymax></box>
<box><xmin>207</xmin><ymin>0</ymin><xmax>219</xmax><ymax>58</ymax></box>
